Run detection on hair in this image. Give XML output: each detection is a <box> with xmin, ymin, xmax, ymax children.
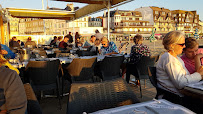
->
<box><xmin>95</xmin><ymin>29</ymin><xmax>99</xmax><ymax>33</ymax></box>
<box><xmin>162</xmin><ymin>30</ymin><xmax>185</xmax><ymax>50</ymax></box>
<box><xmin>58</xmin><ymin>36</ymin><xmax>63</xmax><ymax>40</ymax></box>
<box><xmin>101</xmin><ymin>37</ymin><xmax>108</xmax><ymax>42</ymax></box>
<box><xmin>12</xmin><ymin>36</ymin><xmax>16</xmax><ymax>40</ymax></box>
<box><xmin>91</xmin><ymin>35</ymin><xmax>95</xmax><ymax>38</ymax></box>
<box><xmin>28</xmin><ymin>37</ymin><xmax>32</xmax><ymax>41</ymax></box>
<box><xmin>133</xmin><ymin>34</ymin><xmax>143</xmax><ymax>44</ymax></box>
<box><xmin>0</xmin><ymin>45</ymin><xmax>7</xmax><ymax>66</ymax></box>
<box><xmin>54</xmin><ymin>36</ymin><xmax>57</xmax><ymax>39</ymax></box>
<box><xmin>184</xmin><ymin>37</ymin><xmax>199</xmax><ymax>50</ymax></box>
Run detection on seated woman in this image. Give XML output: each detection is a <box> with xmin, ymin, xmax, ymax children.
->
<box><xmin>0</xmin><ymin>44</ymin><xmax>27</xmax><ymax>114</ymax></box>
<box><xmin>156</xmin><ymin>31</ymin><xmax>203</xmax><ymax>102</ymax></box>
<box><xmin>181</xmin><ymin>37</ymin><xmax>203</xmax><ymax>74</ymax></box>
<box><xmin>125</xmin><ymin>34</ymin><xmax>150</xmax><ymax>83</ymax></box>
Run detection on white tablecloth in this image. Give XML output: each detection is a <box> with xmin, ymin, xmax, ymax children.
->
<box><xmin>90</xmin><ymin>99</ymin><xmax>194</xmax><ymax>114</ymax></box>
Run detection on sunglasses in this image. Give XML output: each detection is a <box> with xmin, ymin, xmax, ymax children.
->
<box><xmin>176</xmin><ymin>43</ymin><xmax>185</xmax><ymax>47</ymax></box>
<box><xmin>102</xmin><ymin>44</ymin><xmax>106</xmax><ymax>46</ymax></box>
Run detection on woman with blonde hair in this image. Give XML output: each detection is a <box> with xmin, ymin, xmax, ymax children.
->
<box><xmin>156</xmin><ymin>31</ymin><xmax>203</xmax><ymax>103</ymax></box>
<box><xmin>0</xmin><ymin>44</ymin><xmax>27</xmax><ymax>114</ymax></box>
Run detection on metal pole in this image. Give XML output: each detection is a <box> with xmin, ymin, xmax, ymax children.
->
<box><xmin>41</xmin><ymin>0</ymin><xmax>44</xmax><ymax>10</ymax></box>
<box><xmin>72</xmin><ymin>18</ymin><xmax>75</xmax><ymax>45</ymax></box>
<box><xmin>107</xmin><ymin>0</ymin><xmax>111</xmax><ymax>41</ymax></box>
<box><xmin>0</xmin><ymin>15</ymin><xmax>5</xmax><ymax>44</ymax></box>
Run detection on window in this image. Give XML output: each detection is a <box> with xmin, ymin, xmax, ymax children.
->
<box><xmin>183</xmin><ymin>14</ymin><xmax>185</xmax><ymax>17</ymax></box>
<box><xmin>155</xmin><ymin>11</ymin><xmax>159</xmax><ymax>14</ymax></box>
<box><xmin>179</xmin><ymin>18</ymin><xmax>181</xmax><ymax>21</ymax></box>
<box><xmin>162</xmin><ymin>12</ymin><xmax>165</xmax><ymax>15</ymax></box>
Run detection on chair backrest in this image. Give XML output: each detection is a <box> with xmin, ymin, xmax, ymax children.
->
<box><xmin>67</xmin><ymin>78</ymin><xmax>139</xmax><ymax>114</ymax></box>
<box><xmin>135</xmin><ymin>56</ymin><xmax>156</xmax><ymax>76</ymax></box>
<box><xmin>24</xmin><ymin>84</ymin><xmax>42</xmax><ymax>114</ymax></box>
<box><xmin>26</xmin><ymin>59</ymin><xmax>60</xmax><ymax>85</ymax></box>
<box><xmin>67</xmin><ymin>57</ymin><xmax>97</xmax><ymax>82</ymax></box>
<box><xmin>100</xmin><ymin>55</ymin><xmax>124</xmax><ymax>81</ymax></box>
<box><xmin>148</xmin><ymin>66</ymin><xmax>157</xmax><ymax>88</ymax></box>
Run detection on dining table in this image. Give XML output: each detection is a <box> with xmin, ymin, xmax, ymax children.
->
<box><xmin>90</xmin><ymin>99</ymin><xmax>195</xmax><ymax>114</ymax></box>
<box><xmin>182</xmin><ymin>81</ymin><xmax>203</xmax><ymax>102</ymax></box>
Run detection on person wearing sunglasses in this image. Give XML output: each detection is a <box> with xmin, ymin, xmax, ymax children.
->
<box><xmin>156</xmin><ymin>31</ymin><xmax>203</xmax><ymax>104</ymax></box>
<box><xmin>181</xmin><ymin>37</ymin><xmax>203</xmax><ymax>74</ymax></box>
<box><xmin>100</xmin><ymin>37</ymin><xmax>118</xmax><ymax>55</ymax></box>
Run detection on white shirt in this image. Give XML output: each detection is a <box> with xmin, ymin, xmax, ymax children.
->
<box><xmin>156</xmin><ymin>52</ymin><xmax>202</xmax><ymax>96</ymax></box>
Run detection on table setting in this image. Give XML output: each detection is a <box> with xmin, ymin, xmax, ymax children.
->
<box><xmin>90</xmin><ymin>99</ymin><xmax>195</xmax><ymax>114</ymax></box>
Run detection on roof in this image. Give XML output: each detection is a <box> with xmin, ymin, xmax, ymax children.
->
<box><xmin>6</xmin><ymin>8</ymin><xmax>75</xmax><ymax>20</ymax></box>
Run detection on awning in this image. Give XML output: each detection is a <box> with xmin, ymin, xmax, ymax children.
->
<box><xmin>54</xmin><ymin>0</ymin><xmax>133</xmax><ymax>19</ymax></box>
<box><xmin>6</xmin><ymin>8</ymin><xmax>75</xmax><ymax>20</ymax></box>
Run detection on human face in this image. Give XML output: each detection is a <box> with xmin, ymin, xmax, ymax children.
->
<box><xmin>90</xmin><ymin>36</ymin><xmax>96</xmax><ymax>43</ymax></box>
<box><xmin>64</xmin><ymin>37</ymin><xmax>69</xmax><ymax>43</ymax></box>
<box><xmin>101</xmin><ymin>40</ymin><xmax>108</xmax><ymax>48</ymax></box>
<box><xmin>172</xmin><ymin>36</ymin><xmax>186</xmax><ymax>55</ymax></box>
<box><xmin>184</xmin><ymin>45</ymin><xmax>199</xmax><ymax>59</ymax></box>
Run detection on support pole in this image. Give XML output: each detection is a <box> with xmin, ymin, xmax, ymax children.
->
<box><xmin>0</xmin><ymin>15</ymin><xmax>5</xmax><ymax>44</ymax></box>
<box><xmin>72</xmin><ymin>18</ymin><xmax>75</xmax><ymax>45</ymax></box>
<box><xmin>107</xmin><ymin>0</ymin><xmax>111</xmax><ymax>41</ymax></box>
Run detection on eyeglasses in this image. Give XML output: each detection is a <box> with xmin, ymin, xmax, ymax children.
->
<box><xmin>102</xmin><ymin>44</ymin><xmax>106</xmax><ymax>46</ymax></box>
<box><xmin>176</xmin><ymin>43</ymin><xmax>185</xmax><ymax>47</ymax></box>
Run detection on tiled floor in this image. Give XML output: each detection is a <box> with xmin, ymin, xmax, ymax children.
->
<box><xmin>39</xmin><ymin>79</ymin><xmax>156</xmax><ymax>114</ymax></box>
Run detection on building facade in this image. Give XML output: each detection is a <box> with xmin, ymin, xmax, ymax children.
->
<box><xmin>172</xmin><ymin>10</ymin><xmax>200</xmax><ymax>36</ymax></box>
<box><xmin>103</xmin><ymin>9</ymin><xmax>154</xmax><ymax>35</ymax></box>
<box><xmin>135</xmin><ymin>6</ymin><xmax>200</xmax><ymax>35</ymax></box>
<box><xmin>88</xmin><ymin>17</ymin><xmax>102</xmax><ymax>27</ymax></box>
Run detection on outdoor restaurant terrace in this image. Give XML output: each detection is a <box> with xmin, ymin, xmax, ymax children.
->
<box><xmin>0</xmin><ymin>0</ymin><xmax>203</xmax><ymax>114</ymax></box>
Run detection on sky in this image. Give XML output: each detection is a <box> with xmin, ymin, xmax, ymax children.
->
<box><xmin>1</xmin><ymin>0</ymin><xmax>203</xmax><ymax>21</ymax></box>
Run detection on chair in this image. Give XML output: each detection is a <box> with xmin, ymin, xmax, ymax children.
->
<box><xmin>148</xmin><ymin>67</ymin><xmax>184</xmax><ymax>104</ymax></box>
<box><xmin>24</xmin><ymin>83</ymin><xmax>42</xmax><ymax>114</ymax></box>
<box><xmin>66</xmin><ymin>78</ymin><xmax>140</xmax><ymax>114</ymax></box>
<box><xmin>25</xmin><ymin>59</ymin><xmax>62</xmax><ymax>109</ymax></box>
<box><xmin>99</xmin><ymin>55</ymin><xmax>124</xmax><ymax>81</ymax></box>
<box><xmin>126</xmin><ymin>56</ymin><xmax>156</xmax><ymax>98</ymax></box>
<box><xmin>66</xmin><ymin>57</ymin><xmax>97</xmax><ymax>83</ymax></box>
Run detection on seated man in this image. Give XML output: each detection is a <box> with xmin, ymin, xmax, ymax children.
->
<box><xmin>24</xmin><ymin>37</ymin><xmax>37</xmax><ymax>48</ymax></box>
<box><xmin>1</xmin><ymin>44</ymin><xmax>15</xmax><ymax>59</ymax></box>
<box><xmin>83</xmin><ymin>35</ymin><xmax>98</xmax><ymax>51</ymax></box>
<box><xmin>17</xmin><ymin>40</ymin><xmax>24</xmax><ymax>47</ymax></box>
<box><xmin>0</xmin><ymin>45</ymin><xmax>26</xmax><ymax>114</ymax></box>
<box><xmin>50</xmin><ymin>36</ymin><xmax>58</xmax><ymax>47</ymax></box>
<box><xmin>181</xmin><ymin>37</ymin><xmax>203</xmax><ymax>74</ymax></box>
<box><xmin>100</xmin><ymin>37</ymin><xmax>119</xmax><ymax>55</ymax></box>
<box><xmin>58</xmin><ymin>36</ymin><xmax>72</xmax><ymax>50</ymax></box>
<box><xmin>9</xmin><ymin>36</ymin><xmax>20</xmax><ymax>49</ymax></box>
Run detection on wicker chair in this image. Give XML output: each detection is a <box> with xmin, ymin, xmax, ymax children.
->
<box><xmin>126</xmin><ymin>56</ymin><xmax>156</xmax><ymax>98</ymax></box>
<box><xmin>66</xmin><ymin>57</ymin><xmax>97</xmax><ymax>83</ymax></box>
<box><xmin>99</xmin><ymin>55</ymin><xmax>124</xmax><ymax>81</ymax></box>
<box><xmin>24</xmin><ymin>83</ymin><xmax>42</xmax><ymax>114</ymax></box>
<box><xmin>25</xmin><ymin>59</ymin><xmax>62</xmax><ymax>109</ymax></box>
<box><xmin>67</xmin><ymin>78</ymin><xmax>139</xmax><ymax>114</ymax></box>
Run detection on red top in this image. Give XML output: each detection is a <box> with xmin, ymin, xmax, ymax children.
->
<box><xmin>181</xmin><ymin>48</ymin><xmax>203</xmax><ymax>74</ymax></box>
